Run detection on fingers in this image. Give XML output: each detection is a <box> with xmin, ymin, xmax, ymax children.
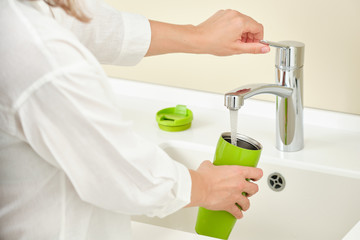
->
<box><xmin>242</xmin><ymin>180</ymin><xmax>259</xmax><ymax>197</ymax></box>
<box><xmin>244</xmin><ymin>21</ymin><xmax>264</xmax><ymax>42</ymax></box>
<box><xmin>241</xmin><ymin>32</ymin><xmax>255</xmax><ymax>43</ymax></box>
<box><xmin>226</xmin><ymin>195</ymin><xmax>250</xmax><ymax>219</ymax></box>
<box><xmin>195</xmin><ymin>9</ymin><xmax>268</xmax><ymax>56</ymax></box>
<box><xmin>227</xmin><ymin>204</ymin><xmax>244</xmax><ymax>219</ymax></box>
<box><xmin>229</xmin><ymin>167</ymin><xmax>260</xmax><ymax>218</ymax></box>
<box><xmin>195</xmin><ymin>162</ymin><xmax>262</xmax><ymax>219</ymax></box>
<box><xmin>235</xmin><ymin>42</ymin><xmax>270</xmax><ymax>54</ymax></box>
<box><xmin>237</xmin><ymin>166</ymin><xmax>263</xmax><ymax>181</ymax></box>
<box><xmin>226</xmin><ymin>10</ymin><xmax>268</xmax><ymax>54</ymax></box>
<box><xmin>237</xmin><ymin>194</ymin><xmax>250</xmax><ymax>211</ymax></box>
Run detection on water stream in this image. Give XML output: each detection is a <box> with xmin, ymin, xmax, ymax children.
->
<box><xmin>229</xmin><ymin>110</ymin><xmax>238</xmax><ymax>146</ymax></box>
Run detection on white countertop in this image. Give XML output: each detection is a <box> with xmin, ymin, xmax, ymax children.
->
<box><xmin>132</xmin><ymin>222</ymin><xmax>217</xmax><ymax>240</ymax></box>
<box><xmin>110</xmin><ymin>78</ymin><xmax>360</xmax><ymax>178</ymax></box>
<box><xmin>342</xmin><ymin>221</ymin><xmax>360</xmax><ymax>240</ymax></box>
<box><xmin>343</xmin><ymin>220</ymin><xmax>360</xmax><ymax>240</ymax></box>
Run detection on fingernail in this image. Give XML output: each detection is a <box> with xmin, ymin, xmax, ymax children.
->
<box><xmin>261</xmin><ymin>46</ymin><xmax>270</xmax><ymax>53</ymax></box>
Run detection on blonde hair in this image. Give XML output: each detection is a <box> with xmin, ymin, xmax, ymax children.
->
<box><xmin>44</xmin><ymin>0</ymin><xmax>91</xmax><ymax>22</ymax></box>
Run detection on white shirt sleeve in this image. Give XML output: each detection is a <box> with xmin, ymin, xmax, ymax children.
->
<box><xmin>15</xmin><ymin>61</ymin><xmax>191</xmax><ymax>218</ymax></box>
<box><xmin>52</xmin><ymin>0</ymin><xmax>151</xmax><ymax>66</ymax></box>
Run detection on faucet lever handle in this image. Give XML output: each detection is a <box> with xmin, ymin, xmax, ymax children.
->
<box><xmin>261</xmin><ymin>40</ymin><xmax>305</xmax><ymax>69</ymax></box>
<box><xmin>260</xmin><ymin>40</ymin><xmax>290</xmax><ymax>49</ymax></box>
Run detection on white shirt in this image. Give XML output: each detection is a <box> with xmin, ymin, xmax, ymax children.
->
<box><xmin>0</xmin><ymin>0</ymin><xmax>192</xmax><ymax>239</ymax></box>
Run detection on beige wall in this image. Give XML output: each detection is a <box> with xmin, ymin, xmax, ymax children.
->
<box><xmin>103</xmin><ymin>0</ymin><xmax>360</xmax><ymax>115</ymax></box>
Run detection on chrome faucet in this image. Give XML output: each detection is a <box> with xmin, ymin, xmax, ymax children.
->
<box><xmin>225</xmin><ymin>40</ymin><xmax>305</xmax><ymax>152</ymax></box>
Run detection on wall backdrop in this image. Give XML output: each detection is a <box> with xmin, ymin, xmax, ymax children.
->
<box><xmin>103</xmin><ymin>0</ymin><xmax>360</xmax><ymax>115</ymax></box>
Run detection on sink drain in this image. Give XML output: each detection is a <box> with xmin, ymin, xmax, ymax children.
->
<box><xmin>267</xmin><ymin>172</ymin><xmax>286</xmax><ymax>192</ymax></box>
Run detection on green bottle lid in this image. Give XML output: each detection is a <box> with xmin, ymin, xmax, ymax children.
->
<box><xmin>156</xmin><ymin>105</ymin><xmax>193</xmax><ymax>132</ymax></box>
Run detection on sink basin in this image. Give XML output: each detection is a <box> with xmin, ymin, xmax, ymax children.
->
<box><xmin>133</xmin><ymin>141</ymin><xmax>360</xmax><ymax>240</ymax></box>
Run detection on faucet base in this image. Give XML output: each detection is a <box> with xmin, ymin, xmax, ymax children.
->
<box><xmin>275</xmin><ymin>66</ymin><xmax>304</xmax><ymax>152</ymax></box>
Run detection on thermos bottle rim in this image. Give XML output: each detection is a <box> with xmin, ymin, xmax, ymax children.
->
<box><xmin>222</xmin><ymin>132</ymin><xmax>262</xmax><ymax>151</ymax></box>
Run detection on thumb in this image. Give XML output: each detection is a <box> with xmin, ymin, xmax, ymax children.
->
<box><xmin>236</xmin><ymin>42</ymin><xmax>270</xmax><ymax>54</ymax></box>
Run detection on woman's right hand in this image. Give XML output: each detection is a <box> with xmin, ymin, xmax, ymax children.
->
<box><xmin>194</xmin><ymin>9</ymin><xmax>269</xmax><ymax>56</ymax></box>
<box><xmin>187</xmin><ymin>160</ymin><xmax>263</xmax><ymax>219</ymax></box>
<box><xmin>146</xmin><ymin>9</ymin><xmax>269</xmax><ymax>56</ymax></box>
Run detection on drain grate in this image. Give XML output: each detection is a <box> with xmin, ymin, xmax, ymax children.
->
<box><xmin>267</xmin><ymin>172</ymin><xmax>286</xmax><ymax>192</ymax></box>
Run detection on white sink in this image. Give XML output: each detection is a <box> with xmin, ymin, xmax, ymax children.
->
<box><xmin>133</xmin><ymin>141</ymin><xmax>360</xmax><ymax>240</ymax></box>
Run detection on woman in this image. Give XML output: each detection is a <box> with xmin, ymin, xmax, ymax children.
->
<box><xmin>0</xmin><ymin>0</ymin><xmax>267</xmax><ymax>239</ymax></box>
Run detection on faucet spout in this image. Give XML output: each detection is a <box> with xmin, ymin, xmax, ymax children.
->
<box><xmin>224</xmin><ymin>39</ymin><xmax>305</xmax><ymax>152</ymax></box>
<box><xmin>224</xmin><ymin>84</ymin><xmax>293</xmax><ymax>111</ymax></box>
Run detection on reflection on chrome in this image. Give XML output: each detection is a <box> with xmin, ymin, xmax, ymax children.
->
<box><xmin>224</xmin><ymin>40</ymin><xmax>305</xmax><ymax>152</ymax></box>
